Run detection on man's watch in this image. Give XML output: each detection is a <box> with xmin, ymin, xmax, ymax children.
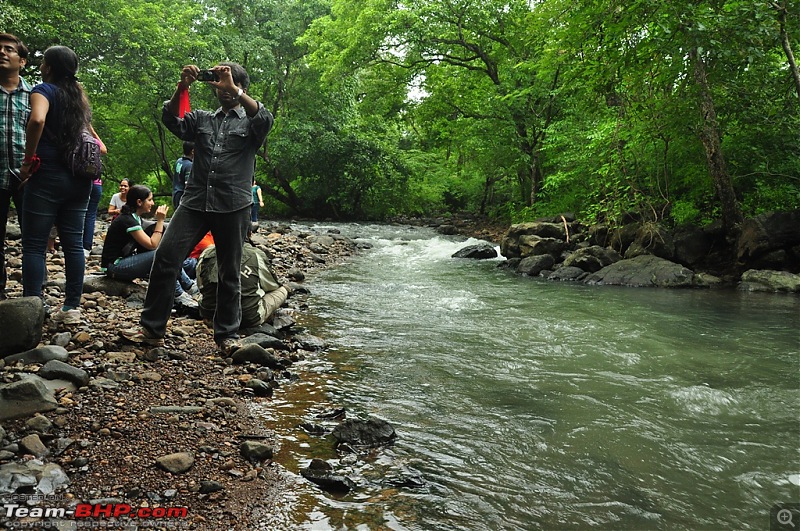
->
<box><xmin>233</xmin><ymin>87</ymin><xmax>243</xmax><ymax>100</ymax></box>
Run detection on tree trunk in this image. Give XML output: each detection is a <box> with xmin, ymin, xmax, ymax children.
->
<box><xmin>480</xmin><ymin>175</ymin><xmax>500</xmax><ymax>215</ymax></box>
<box><xmin>511</xmin><ymin>123</ymin><xmax>539</xmax><ymax>206</ymax></box>
<box><xmin>773</xmin><ymin>1</ymin><xmax>800</xmax><ymax>102</ymax></box>
<box><xmin>529</xmin><ymin>150</ymin><xmax>543</xmax><ymax>205</ymax></box>
<box><xmin>480</xmin><ymin>177</ymin><xmax>491</xmax><ymax>215</ymax></box>
<box><xmin>690</xmin><ymin>47</ymin><xmax>743</xmax><ymax>232</ymax></box>
<box><xmin>261</xmin><ymin>167</ymin><xmax>303</xmax><ymax>212</ymax></box>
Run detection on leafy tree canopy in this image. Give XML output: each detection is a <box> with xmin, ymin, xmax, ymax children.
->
<box><xmin>3</xmin><ymin>0</ymin><xmax>797</xmax><ymax>227</ymax></box>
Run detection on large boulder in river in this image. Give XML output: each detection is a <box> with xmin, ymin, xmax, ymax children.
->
<box><xmin>737</xmin><ymin>211</ymin><xmax>800</xmax><ymax>272</ymax></box>
<box><xmin>588</xmin><ymin>223</ymin><xmax>611</xmax><ymax>247</ymax></box>
<box><xmin>518</xmin><ymin>236</ymin><xmax>567</xmax><ymax>259</ymax></box>
<box><xmin>562</xmin><ymin>245</ymin><xmax>622</xmax><ymax>273</ymax></box>
<box><xmin>607</xmin><ymin>222</ymin><xmax>642</xmax><ymax>256</ymax></box>
<box><xmin>500</xmin><ymin>222</ymin><xmax>566</xmax><ymax>258</ymax></box>
<box><xmin>452</xmin><ymin>243</ymin><xmax>497</xmax><ymax>260</ymax></box>
<box><xmin>332</xmin><ymin>417</ymin><xmax>396</xmax><ymax>448</ymax></box>
<box><xmin>516</xmin><ymin>254</ymin><xmax>556</xmax><ymax>277</ymax></box>
<box><xmin>548</xmin><ymin>266</ymin><xmax>588</xmax><ymax>282</ymax></box>
<box><xmin>500</xmin><ymin>218</ymin><xmax>586</xmax><ymax>259</ymax></box>
<box><xmin>507</xmin><ymin>221</ymin><xmax>567</xmax><ymax>240</ymax></box>
<box><xmin>624</xmin><ymin>223</ymin><xmax>675</xmax><ymax>260</ymax></box>
<box><xmin>436</xmin><ymin>224</ymin><xmax>458</xmax><ymax>235</ymax></box>
<box><xmin>738</xmin><ymin>270</ymin><xmax>800</xmax><ymax>293</ymax></box>
<box><xmin>672</xmin><ymin>222</ymin><xmax>733</xmax><ymax>274</ymax></box>
<box><xmin>586</xmin><ymin>255</ymin><xmax>696</xmax><ymax>288</ymax></box>
<box><xmin>301</xmin><ymin>459</ymin><xmax>356</xmax><ymax>494</ymax></box>
<box><xmin>0</xmin><ymin>297</ymin><xmax>45</xmax><ymax>357</ymax></box>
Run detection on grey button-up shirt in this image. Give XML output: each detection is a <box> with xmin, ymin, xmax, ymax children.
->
<box><xmin>162</xmin><ymin>102</ymin><xmax>273</xmax><ymax>213</ymax></box>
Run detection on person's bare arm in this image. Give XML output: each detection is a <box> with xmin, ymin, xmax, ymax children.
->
<box><xmin>89</xmin><ymin>124</ymin><xmax>107</xmax><ymax>154</ymax></box>
<box><xmin>19</xmin><ymin>93</ymin><xmax>49</xmax><ymax>182</ymax></box>
<box><xmin>131</xmin><ymin>205</ymin><xmax>169</xmax><ymax>250</ymax></box>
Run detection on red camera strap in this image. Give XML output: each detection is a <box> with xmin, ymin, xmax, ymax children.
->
<box><xmin>177</xmin><ymin>83</ymin><xmax>191</xmax><ymax>118</ymax></box>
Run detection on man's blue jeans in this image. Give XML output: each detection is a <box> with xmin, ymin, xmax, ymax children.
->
<box><xmin>140</xmin><ymin>205</ymin><xmax>250</xmax><ymax>342</ymax></box>
<box><xmin>22</xmin><ymin>164</ymin><xmax>90</xmax><ymax>308</ymax></box>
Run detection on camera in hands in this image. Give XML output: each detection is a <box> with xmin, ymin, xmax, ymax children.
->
<box><xmin>197</xmin><ymin>70</ymin><xmax>219</xmax><ymax>82</ymax></box>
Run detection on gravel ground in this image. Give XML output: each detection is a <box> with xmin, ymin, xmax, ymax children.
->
<box><xmin>0</xmin><ymin>215</ymin><xmax>503</xmax><ymax>530</ymax></box>
<box><xmin>0</xmin><ymin>218</ymin><xmax>363</xmax><ymax>530</ymax></box>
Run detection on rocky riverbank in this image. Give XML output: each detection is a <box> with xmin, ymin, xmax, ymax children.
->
<box><xmin>0</xmin><ymin>218</ymin><xmax>365</xmax><ymax>530</ymax></box>
<box><xmin>421</xmin><ymin>210</ymin><xmax>800</xmax><ymax>293</ymax></box>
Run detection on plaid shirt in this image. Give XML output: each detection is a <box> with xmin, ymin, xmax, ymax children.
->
<box><xmin>0</xmin><ymin>77</ymin><xmax>32</xmax><ymax>191</ymax></box>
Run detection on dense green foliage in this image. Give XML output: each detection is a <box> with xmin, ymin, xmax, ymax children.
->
<box><xmin>4</xmin><ymin>0</ymin><xmax>798</xmax><ymax>228</ymax></box>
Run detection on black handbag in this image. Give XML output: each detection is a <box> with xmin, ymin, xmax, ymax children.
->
<box><xmin>120</xmin><ymin>240</ymin><xmax>138</xmax><ymax>258</ymax></box>
<box><xmin>120</xmin><ymin>222</ymin><xmax>159</xmax><ymax>257</ymax></box>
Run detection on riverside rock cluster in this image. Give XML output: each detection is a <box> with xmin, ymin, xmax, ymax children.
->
<box><xmin>0</xmin><ymin>218</ymin><xmax>373</xmax><ymax>530</ymax></box>
<box><xmin>449</xmin><ymin>210</ymin><xmax>800</xmax><ymax>293</ymax></box>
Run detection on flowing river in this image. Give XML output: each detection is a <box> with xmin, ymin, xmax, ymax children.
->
<box><xmin>257</xmin><ymin>223</ymin><xmax>799</xmax><ymax>530</ymax></box>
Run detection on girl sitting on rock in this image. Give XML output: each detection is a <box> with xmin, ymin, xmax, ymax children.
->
<box><xmin>100</xmin><ymin>184</ymin><xmax>198</xmax><ymax>309</ymax></box>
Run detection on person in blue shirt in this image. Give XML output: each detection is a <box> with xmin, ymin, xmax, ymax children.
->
<box><xmin>19</xmin><ymin>45</ymin><xmax>95</xmax><ymax>324</ymax></box>
<box><xmin>172</xmin><ymin>141</ymin><xmax>193</xmax><ymax>209</ymax></box>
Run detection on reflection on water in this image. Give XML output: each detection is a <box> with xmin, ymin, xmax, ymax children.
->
<box><xmin>259</xmin><ymin>223</ymin><xmax>800</xmax><ymax>530</ymax></box>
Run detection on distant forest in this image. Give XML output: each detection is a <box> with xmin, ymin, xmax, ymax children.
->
<box><xmin>4</xmin><ymin>0</ymin><xmax>799</xmax><ymax>231</ymax></box>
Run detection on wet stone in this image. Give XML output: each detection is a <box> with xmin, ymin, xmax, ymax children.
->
<box><xmin>239</xmin><ymin>441</ymin><xmax>273</xmax><ymax>463</ymax></box>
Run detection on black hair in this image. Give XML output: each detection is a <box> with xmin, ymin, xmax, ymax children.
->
<box><xmin>0</xmin><ymin>33</ymin><xmax>28</xmax><ymax>59</ymax></box>
<box><xmin>43</xmin><ymin>46</ymin><xmax>91</xmax><ymax>157</ymax></box>
<box><xmin>121</xmin><ymin>185</ymin><xmax>151</xmax><ymax>215</ymax></box>
<box><xmin>218</xmin><ymin>62</ymin><xmax>250</xmax><ymax>90</ymax></box>
<box><xmin>182</xmin><ymin>141</ymin><xmax>194</xmax><ymax>157</ymax></box>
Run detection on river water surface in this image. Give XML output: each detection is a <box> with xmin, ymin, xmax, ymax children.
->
<box><xmin>259</xmin><ymin>223</ymin><xmax>799</xmax><ymax>530</ymax></box>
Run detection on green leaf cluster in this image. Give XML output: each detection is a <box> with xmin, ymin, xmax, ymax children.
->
<box><xmin>4</xmin><ymin>0</ymin><xmax>798</xmax><ymax>226</ymax></box>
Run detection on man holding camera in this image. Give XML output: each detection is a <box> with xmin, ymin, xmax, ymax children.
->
<box><xmin>122</xmin><ymin>63</ymin><xmax>273</xmax><ymax>353</ymax></box>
